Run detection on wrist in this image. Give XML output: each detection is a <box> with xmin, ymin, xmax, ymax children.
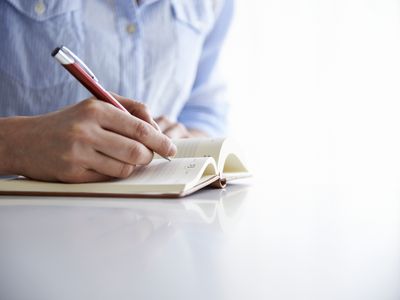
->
<box><xmin>0</xmin><ymin>116</ymin><xmax>31</xmax><ymax>175</ymax></box>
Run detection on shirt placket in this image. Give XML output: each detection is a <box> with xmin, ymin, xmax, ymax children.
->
<box><xmin>116</xmin><ymin>0</ymin><xmax>143</xmax><ymax>101</ymax></box>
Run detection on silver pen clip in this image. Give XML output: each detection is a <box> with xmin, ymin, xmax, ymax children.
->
<box><xmin>60</xmin><ymin>46</ymin><xmax>99</xmax><ymax>82</ymax></box>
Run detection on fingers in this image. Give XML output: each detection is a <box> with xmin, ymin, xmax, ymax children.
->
<box><xmin>155</xmin><ymin>116</ymin><xmax>173</xmax><ymax>132</ymax></box>
<box><xmin>93</xmin><ymin>129</ymin><xmax>154</xmax><ymax>165</ymax></box>
<box><xmin>100</xmin><ymin>105</ymin><xmax>177</xmax><ymax>158</ymax></box>
<box><xmin>76</xmin><ymin>170</ymin><xmax>114</xmax><ymax>183</ymax></box>
<box><xmin>164</xmin><ymin>123</ymin><xmax>191</xmax><ymax>139</ymax></box>
<box><xmin>111</xmin><ymin>93</ymin><xmax>160</xmax><ymax>131</ymax></box>
<box><xmin>55</xmin><ymin>168</ymin><xmax>113</xmax><ymax>183</ymax></box>
<box><xmin>187</xmin><ymin>128</ymin><xmax>209</xmax><ymax>138</ymax></box>
<box><xmin>88</xmin><ymin>151</ymin><xmax>136</xmax><ymax>179</ymax></box>
<box><xmin>155</xmin><ymin>116</ymin><xmax>191</xmax><ymax>139</ymax></box>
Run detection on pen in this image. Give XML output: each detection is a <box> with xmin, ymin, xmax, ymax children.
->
<box><xmin>52</xmin><ymin>46</ymin><xmax>171</xmax><ymax>162</ymax></box>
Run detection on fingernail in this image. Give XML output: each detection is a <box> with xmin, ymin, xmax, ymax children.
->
<box><xmin>168</xmin><ymin>142</ymin><xmax>177</xmax><ymax>156</ymax></box>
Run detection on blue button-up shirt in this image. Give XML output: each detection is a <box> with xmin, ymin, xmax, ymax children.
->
<box><xmin>0</xmin><ymin>0</ymin><xmax>233</xmax><ymax>136</ymax></box>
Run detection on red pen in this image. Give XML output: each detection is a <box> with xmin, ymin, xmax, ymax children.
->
<box><xmin>52</xmin><ymin>46</ymin><xmax>172</xmax><ymax>161</ymax></box>
<box><xmin>52</xmin><ymin>46</ymin><xmax>129</xmax><ymax>113</ymax></box>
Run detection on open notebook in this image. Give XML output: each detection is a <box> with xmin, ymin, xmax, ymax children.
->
<box><xmin>0</xmin><ymin>138</ymin><xmax>250</xmax><ymax>198</ymax></box>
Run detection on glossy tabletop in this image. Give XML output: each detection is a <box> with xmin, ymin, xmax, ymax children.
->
<box><xmin>0</xmin><ymin>174</ymin><xmax>399</xmax><ymax>300</ymax></box>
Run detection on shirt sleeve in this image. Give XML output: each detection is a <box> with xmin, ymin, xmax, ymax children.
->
<box><xmin>177</xmin><ymin>0</ymin><xmax>234</xmax><ymax>137</ymax></box>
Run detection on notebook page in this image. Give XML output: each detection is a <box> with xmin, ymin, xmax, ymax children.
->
<box><xmin>118</xmin><ymin>157</ymin><xmax>215</xmax><ymax>185</ymax></box>
<box><xmin>170</xmin><ymin>138</ymin><xmax>226</xmax><ymax>164</ymax></box>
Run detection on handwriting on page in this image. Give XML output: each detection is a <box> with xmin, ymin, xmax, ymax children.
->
<box><xmin>119</xmin><ymin>158</ymin><xmax>209</xmax><ymax>185</ymax></box>
<box><xmin>185</xmin><ymin>162</ymin><xmax>197</xmax><ymax>175</ymax></box>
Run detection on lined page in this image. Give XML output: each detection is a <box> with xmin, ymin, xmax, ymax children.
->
<box><xmin>170</xmin><ymin>138</ymin><xmax>226</xmax><ymax>163</ymax></box>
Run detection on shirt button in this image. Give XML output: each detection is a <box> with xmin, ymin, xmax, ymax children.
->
<box><xmin>126</xmin><ymin>24</ymin><xmax>136</xmax><ymax>34</ymax></box>
<box><xmin>34</xmin><ymin>1</ymin><xmax>46</xmax><ymax>15</ymax></box>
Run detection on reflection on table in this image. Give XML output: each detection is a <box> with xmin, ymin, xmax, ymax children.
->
<box><xmin>0</xmin><ymin>184</ymin><xmax>250</xmax><ymax>300</ymax></box>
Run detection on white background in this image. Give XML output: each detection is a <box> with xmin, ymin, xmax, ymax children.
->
<box><xmin>221</xmin><ymin>0</ymin><xmax>400</xmax><ymax>186</ymax></box>
<box><xmin>1</xmin><ymin>2</ymin><xmax>400</xmax><ymax>299</ymax></box>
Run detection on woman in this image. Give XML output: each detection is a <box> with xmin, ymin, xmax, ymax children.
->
<box><xmin>0</xmin><ymin>0</ymin><xmax>233</xmax><ymax>182</ymax></box>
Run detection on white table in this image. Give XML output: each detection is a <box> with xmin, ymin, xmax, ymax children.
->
<box><xmin>0</xmin><ymin>176</ymin><xmax>399</xmax><ymax>300</ymax></box>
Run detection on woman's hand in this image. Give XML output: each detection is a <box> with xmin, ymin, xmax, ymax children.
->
<box><xmin>0</xmin><ymin>97</ymin><xmax>177</xmax><ymax>183</ymax></box>
<box><xmin>155</xmin><ymin>116</ymin><xmax>208</xmax><ymax>139</ymax></box>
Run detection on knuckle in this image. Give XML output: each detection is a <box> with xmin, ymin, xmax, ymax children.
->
<box><xmin>134</xmin><ymin>121</ymin><xmax>150</xmax><ymax>139</ymax></box>
<box><xmin>68</xmin><ymin>122</ymin><xmax>84</xmax><ymax>138</ymax></box>
<box><xmin>67</xmin><ymin>123</ymin><xmax>93</xmax><ymax>146</ymax></box>
<box><xmin>127</xmin><ymin>143</ymin><xmax>141</xmax><ymax>162</ymax></box>
<box><xmin>128</xmin><ymin>142</ymin><xmax>153</xmax><ymax>165</ymax></box>
<box><xmin>117</xmin><ymin>164</ymin><xmax>134</xmax><ymax>179</ymax></box>
<box><xmin>80</xmin><ymin>99</ymin><xmax>102</xmax><ymax>118</ymax></box>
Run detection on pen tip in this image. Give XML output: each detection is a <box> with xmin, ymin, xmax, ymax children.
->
<box><xmin>51</xmin><ymin>46</ymin><xmax>62</xmax><ymax>57</ymax></box>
